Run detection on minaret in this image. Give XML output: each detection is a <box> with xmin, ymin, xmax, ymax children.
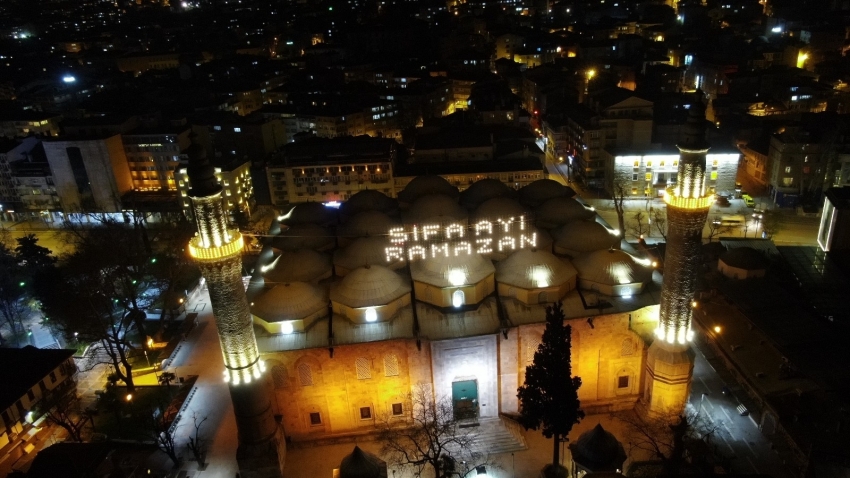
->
<box><xmin>643</xmin><ymin>94</ymin><xmax>713</xmax><ymax>415</ymax></box>
<box><xmin>185</xmin><ymin>140</ymin><xmax>284</xmax><ymax>477</ymax></box>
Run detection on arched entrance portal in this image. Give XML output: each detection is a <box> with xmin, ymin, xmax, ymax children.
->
<box><xmin>452</xmin><ymin>379</ymin><xmax>479</xmax><ymax>420</ymax></box>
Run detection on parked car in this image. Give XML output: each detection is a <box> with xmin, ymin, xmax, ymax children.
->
<box><xmin>742</xmin><ymin>194</ymin><xmax>755</xmax><ymax>207</ymax></box>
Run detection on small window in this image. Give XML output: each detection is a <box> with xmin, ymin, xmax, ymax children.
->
<box><xmin>632</xmin><ymin>174</ymin><xmax>638</xmax><ymax>181</ymax></box>
<box><xmin>785</xmin><ymin>166</ymin><xmax>792</xmax><ymax>173</ymax></box>
<box><xmin>710</xmin><ymin>171</ymin><xmax>718</xmax><ymax>180</ymax></box>
<box><xmin>234</xmin><ymin>127</ymin><xmax>242</xmax><ymax>133</ymax></box>
<box><xmin>356</xmin><ymin>358</ymin><xmax>372</xmax><ymax>379</ymax></box>
<box><xmin>27</xmin><ymin>389</ymin><xmax>35</xmax><ymax>401</ymax></box>
<box><xmin>618</xmin><ymin>376</ymin><xmax>630</xmax><ymax>389</ymax></box>
<box><xmin>309</xmin><ymin>412</ymin><xmax>322</xmax><ymax>425</ymax></box>
<box><xmin>49</xmin><ymin>371</ymin><xmax>56</xmax><ymax>383</ymax></box>
<box><xmin>360</xmin><ymin>407</ymin><xmax>372</xmax><ymax>420</ymax></box>
<box><xmin>645</xmin><ymin>173</ymin><xmax>652</xmax><ymax>181</ymax></box>
<box><xmin>392</xmin><ymin>403</ymin><xmax>404</xmax><ymax>416</ymax></box>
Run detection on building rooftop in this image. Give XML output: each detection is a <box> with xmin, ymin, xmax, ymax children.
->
<box><xmin>0</xmin><ymin>346</ymin><xmax>75</xmax><ymax>411</ymax></box>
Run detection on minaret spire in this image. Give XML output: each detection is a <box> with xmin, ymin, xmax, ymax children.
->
<box><xmin>186</xmin><ymin>137</ymin><xmax>284</xmax><ymax>476</ymax></box>
<box><xmin>643</xmin><ymin>91</ymin><xmax>713</xmax><ymax>416</ymax></box>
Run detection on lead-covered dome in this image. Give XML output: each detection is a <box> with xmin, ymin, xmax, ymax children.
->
<box><xmin>403</xmin><ymin>194</ymin><xmax>468</xmax><ymax>224</ymax></box>
<box><xmin>337</xmin><ymin>211</ymin><xmax>399</xmax><ymax>245</ymax></box>
<box><xmin>263</xmin><ymin>249</ymin><xmax>333</xmax><ymax>284</ymax></box>
<box><xmin>411</xmin><ymin>253</ymin><xmax>495</xmax><ymax>288</ymax></box>
<box><xmin>496</xmin><ymin>249</ymin><xmax>577</xmax><ymax>289</ymax></box>
<box><xmin>718</xmin><ymin>246</ymin><xmax>768</xmax><ymax>280</ymax></box>
<box><xmin>279</xmin><ymin>202</ymin><xmax>338</xmax><ymax>226</ymax></box>
<box><xmin>333</xmin><ymin>236</ymin><xmax>404</xmax><ymax>275</ymax></box>
<box><xmin>519</xmin><ymin>179</ymin><xmax>576</xmax><ymax>207</ymax></box>
<box><xmin>339</xmin><ymin>446</ymin><xmax>387</xmax><ymax>478</ymax></box>
<box><xmin>331</xmin><ymin>265</ymin><xmax>410</xmax><ymax>308</ymax></box>
<box><xmin>569</xmin><ymin>424</ymin><xmax>627</xmax><ymax>473</ymax></box>
<box><xmin>573</xmin><ymin>249</ymin><xmax>653</xmax><ymax>297</ymax></box>
<box><xmin>535</xmin><ymin>197</ymin><xmax>596</xmax><ymax>229</ymax></box>
<box><xmin>271</xmin><ymin>224</ymin><xmax>335</xmax><ymax>251</ymax></box>
<box><xmin>553</xmin><ymin>220</ymin><xmax>620</xmax><ymax>258</ymax></box>
<box><xmin>252</xmin><ymin>282</ymin><xmax>327</xmax><ymax>333</ymax></box>
<box><xmin>397</xmin><ymin>175</ymin><xmax>459</xmax><ymax>204</ymax></box>
<box><xmin>340</xmin><ymin>190</ymin><xmax>398</xmax><ymax>219</ymax></box>
<box><xmin>460</xmin><ymin>178</ymin><xmax>513</xmax><ymax>209</ymax></box>
<box><xmin>471</xmin><ymin>197</ymin><xmax>527</xmax><ymax>223</ymax></box>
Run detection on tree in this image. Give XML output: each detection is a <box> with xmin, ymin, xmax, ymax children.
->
<box><xmin>706</xmin><ymin>216</ymin><xmax>729</xmax><ymax>242</ymax></box>
<box><xmin>37</xmin><ymin>389</ymin><xmax>90</xmax><ymax>442</ymax></box>
<box><xmin>517</xmin><ymin>301</ymin><xmax>584</xmax><ymax>469</ymax></box>
<box><xmin>15</xmin><ymin>234</ymin><xmax>56</xmax><ymax>272</ymax></box>
<box><xmin>651</xmin><ymin>208</ymin><xmax>668</xmax><ymax>241</ymax></box>
<box><xmin>0</xmin><ymin>243</ymin><xmax>30</xmax><ymax>346</ymax></box>
<box><xmin>145</xmin><ymin>405</ymin><xmax>181</xmax><ymax>466</ymax></box>
<box><xmin>627</xmin><ymin>211</ymin><xmax>651</xmax><ymax>239</ymax></box>
<box><xmin>616</xmin><ymin>409</ymin><xmax>727</xmax><ymax>476</ymax></box>
<box><xmin>610</xmin><ymin>176</ymin><xmax>628</xmax><ymax>241</ymax></box>
<box><xmin>760</xmin><ymin>210</ymin><xmax>785</xmax><ymax>240</ymax></box>
<box><xmin>377</xmin><ymin>384</ymin><xmax>495</xmax><ymax>478</ymax></box>
<box><xmin>186</xmin><ymin>412</ymin><xmax>209</xmax><ymax>469</ymax></box>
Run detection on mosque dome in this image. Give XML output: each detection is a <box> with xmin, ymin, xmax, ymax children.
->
<box><xmin>460</xmin><ymin>179</ymin><xmax>513</xmax><ymax>209</ymax></box>
<box><xmin>496</xmin><ymin>249</ymin><xmax>577</xmax><ymax>290</ymax></box>
<box><xmin>573</xmin><ymin>249</ymin><xmax>653</xmax><ymax>297</ymax></box>
<box><xmin>718</xmin><ymin>247</ymin><xmax>768</xmax><ymax>280</ymax></box>
<box><xmin>552</xmin><ymin>220</ymin><xmax>620</xmax><ymax>257</ymax></box>
<box><xmin>337</xmin><ymin>211</ymin><xmax>399</xmax><ymax>242</ymax></box>
<box><xmin>331</xmin><ymin>265</ymin><xmax>410</xmax><ymax>309</ymax></box>
<box><xmin>252</xmin><ymin>282</ymin><xmax>327</xmax><ymax>324</ymax></box>
<box><xmin>397</xmin><ymin>175</ymin><xmax>459</xmax><ymax>204</ymax></box>
<box><xmin>535</xmin><ymin>197</ymin><xmax>596</xmax><ymax>229</ymax></box>
<box><xmin>471</xmin><ymin>197</ymin><xmax>528</xmax><ymax>223</ymax></box>
<box><xmin>519</xmin><ymin>179</ymin><xmax>576</xmax><ymax>207</ymax></box>
<box><xmin>403</xmin><ymin>194</ymin><xmax>468</xmax><ymax>225</ymax></box>
<box><xmin>339</xmin><ymin>446</ymin><xmax>387</xmax><ymax>478</ymax></box>
<box><xmin>569</xmin><ymin>424</ymin><xmax>627</xmax><ymax>473</ymax></box>
<box><xmin>334</xmin><ymin>236</ymin><xmax>404</xmax><ymax>274</ymax></box>
<box><xmin>411</xmin><ymin>253</ymin><xmax>495</xmax><ymax>288</ymax></box>
<box><xmin>279</xmin><ymin>202</ymin><xmax>338</xmax><ymax>226</ymax></box>
<box><xmin>263</xmin><ymin>249</ymin><xmax>333</xmax><ymax>284</ymax></box>
<box><xmin>340</xmin><ymin>190</ymin><xmax>398</xmax><ymax>219</ymax></box>
<box><xmin>271</xmin><ymin>224</ymin><xmax>335</xmax><ymax>251</ymax></box>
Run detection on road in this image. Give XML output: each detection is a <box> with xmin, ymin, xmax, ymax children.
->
<box><xmin>688</xmin><ymin>350</ymin><xmax>793</xmax><ymax>478</ymax></box>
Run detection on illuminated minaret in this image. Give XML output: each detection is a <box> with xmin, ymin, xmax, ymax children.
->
<box><xmin>643</xmin><ymin>95</ymin><xmax>713</xmax><ymax>415</ymax></box>
<box><xmin>186</xmin><ymin>140</ymin><xmax>283</xmax><ymax>477</ymax></box>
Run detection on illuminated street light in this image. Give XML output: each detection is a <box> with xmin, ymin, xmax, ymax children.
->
<box><xmin>125</xmin><ymin>393</ymin><xmax>133</xmax><ymax>402</ymax></box>
<box><xmin>714</xmin><ymin>326</ymin><xmax>722</xmax><ymax>333</ymax></box>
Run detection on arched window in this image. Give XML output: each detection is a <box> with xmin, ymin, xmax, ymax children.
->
<box><xmin>452</xmin><ymin>290</ymin><xmax>465</xmax><ymax>308</ymax></box>
<box><xmin>621</xmin><ymin>338</ymin><xmax>636</xmax><ymax>356</ymax></box>
<box><xmin>297</xmin><ymin>363</ymin><xmax>313</xmax><ymax>386</ymax></box>
<box><xmin>272</xmin><ymin>365</ymin><xmax>288</xmax><ymax>389</ymax></box>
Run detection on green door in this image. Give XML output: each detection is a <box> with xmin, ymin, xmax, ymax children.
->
<box><xmin>452</xmin><ymin>380</ymin><xmax>479</xmax><ymax>420</ymax></box>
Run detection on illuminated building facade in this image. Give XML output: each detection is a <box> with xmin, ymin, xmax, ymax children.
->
<box><xmin>177</xmin><ymin>157</ymin><xmax>254</xmax><ymax>219</ymax></box>
<box><xmin>643</xmin><ymin>98</ymin><xmax>712</xmax><ymax>415</ymax></box>
<box><xmin>186</xmin><ymin>141</ymin><xmax>283</xmax><ymax>477</ymax></box>
<box><xmin>123</xmin><ymin>127</ymin><xmax>192</xmax><ymax>192</ymax></box>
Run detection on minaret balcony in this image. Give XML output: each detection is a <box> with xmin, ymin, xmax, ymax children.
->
<box><xmin>189</xmin><ymin>233</ymin><xmax>244</xmax><ymax>261</ymax></box>
<box><xmin>663</xmin><ymin>193</ymin><xmax>715</xmax><ymax>210</ymax></box>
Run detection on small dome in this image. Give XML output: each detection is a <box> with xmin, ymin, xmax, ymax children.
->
<box><xmin>340</xmin><ymin>190</ymin><xmax>398</xmax><ymax>219</ymax></box>
<box><xmin>279</xmin><ymin>202</ymin><xmax>338</xmax><ymax>226</ymax></box>
<box><xmin>338</xmin><ymin>211</ymin><xmax>399</xmax><ymax>240</ymax></box>
<box><xmin>403</xmin><ymin>194</ymin><xmax>468</xmax><ymax>225</ymax></box>
<box><xmin>719</xmin><ymin>247</ymin><xmax>768</xmax><ymax>270</ymax></box>
<box><xmin>553</xmin><ymin>221</ymin><xmax>620</xmax><ymax>256</ymax></box>
<box><xmin>398</xmin><ymin>175</ymin><xmax>459</xmax><ymax>204</ymax></box>
<box><xmin>569</xmin><ymin>424</ymin><xmax>627</xmax><ymax>472</ymax></box>
<box><xmin>339</xmin><ymin>446</ymin><xmax>387</xmax><ymax>478</ymax></box>
<box><xmin>471</xmin><ymin>197</ymin><xmax>527</xmax><ymax>223</ymax></box>
<box><xmin>411</xmin><ymin>253</ymin><xmax>495</xmax><ymax>288</ymax></box>
<box><xmin>573</xmin><ymin>249</ymin><xmax>653</xmax><ymax>286</ymax></box>
<box><xmin>252</xmin><ymin>282</ymin><xmax>327</xmax><ymax>323</ymax></box>
<box><xmin>496</xmin><ymin>249</ymin><xmax>577</xmax><ymax>289</ymax></box>
<box><xmin>334</xmin><ymin>236</ymin><xmax>404</xmax><ymax>272</ymax></box>
<box><xmin>263</xmin><ymin>249</ymin><xmax>333</xmax><ymax>283</ymax></box>
<box><xmin>519</xmin><ymin>179</ymin><xmax>576</xmax><ymax>207</ymax></box>
<box><xmin>460</xmin><ymin>179</ymin><xmax>513</xmax><ymax>208</ymax></box>
<box><xmin>271</xmin><ymin>224</ymin><xmax>335</xmax><ymax>251</ymax></box>
<box><xmin>331</xmin><ymin>265</ymin><xmax>410</xmax><ymax>308</ymax></box>
<box><xmin>535</xmin><ymin>197</ymin><xmax>596</xmax><ymax>229</ymax></box>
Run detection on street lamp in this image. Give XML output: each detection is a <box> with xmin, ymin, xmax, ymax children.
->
<box><xmin>714</xmin><ymin>325</ymin><xmax>721</xmax><ymax>333</ymax></box>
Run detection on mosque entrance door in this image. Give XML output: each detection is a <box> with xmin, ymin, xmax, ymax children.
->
<box><xmin>452</xmin><ymin>380</ymin><xmax>479</xmax><ymax>421</ymax></box>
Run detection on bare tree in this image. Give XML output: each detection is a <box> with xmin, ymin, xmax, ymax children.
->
<box><xmin>610</xmin><ymin>176</ymin><xmax>628</xmax><ymax>241</ymax></box>
<box><xmin>37</xmin><ymin>389</ymin><xmax>91</xmax><ymax>442</ymax></box>
<box><xmin>145</xmin><ymin>406</ymin><xmax>181</xmax><ymax>467</ymax></box>
<box><xmin>616</xmin><ymin>409</ymin><xmax>727</xmax><ymax>475</ymax></box>
<box><xmin>651</xmin><ymin>208</ymin><xmax>668</xmax><ymax>241</ymax></box>
<box><xmin>706</xmin><ymin>216</ymin><xmax>730</xmax><ymax>242</ymax></box>
<box><xmin>377</xmin><ymin>384</ymin><xmax>497</xmax><ymax>478</ymax></box>
<box><xmin>0</xmin><ymin>243</ymin><xmax>30</xmax><ymax>346</ymax></box>
<box><xmin>186</xmin><ymin>413</ymin><xmax>209</xmax><ymax>469</ymax></box>
<box><xmin>760</xmin><ymin>210</ymin><xmax>785</xmax><ymax>240</ymax></box>
<box><xmin>627</xmin><ymin>211</ymin><xmax>651</xmax><ymax>239</ymax></box>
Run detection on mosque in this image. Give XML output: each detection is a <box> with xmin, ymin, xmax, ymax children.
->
<box><xmin>187</xmin><ymin>102</ymin><xmax>713</xmax><ymax>475</ymax></box>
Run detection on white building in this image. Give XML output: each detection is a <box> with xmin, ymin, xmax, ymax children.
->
<box><xmin>608</xmin><ymin>150</ymin><xmax>740</xmax><ymax>197</ymax></box>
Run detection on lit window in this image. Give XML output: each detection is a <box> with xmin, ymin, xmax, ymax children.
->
<box><xmin>785</xmin><ymin>166</ymin><xmax>792</xmax><ymax>173</ymax></box>
<box><xmin>645</xmin><ymin>173</ymin><xmax>652</xmax><ymax>181</ymax></box>
<box><xmin>452</xmin><ymin>290</ymin><xmax>465</xmax><ymax>308</ymax></box>
<box><xmin>710</xmin><ymin>171</ymin><xmax>718</xmax><ymax>180</ymax></box>
<box><xmin>234</xmin><ymin>127</ymin><xmax>241</xmax><ymax>132</ymax></box>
